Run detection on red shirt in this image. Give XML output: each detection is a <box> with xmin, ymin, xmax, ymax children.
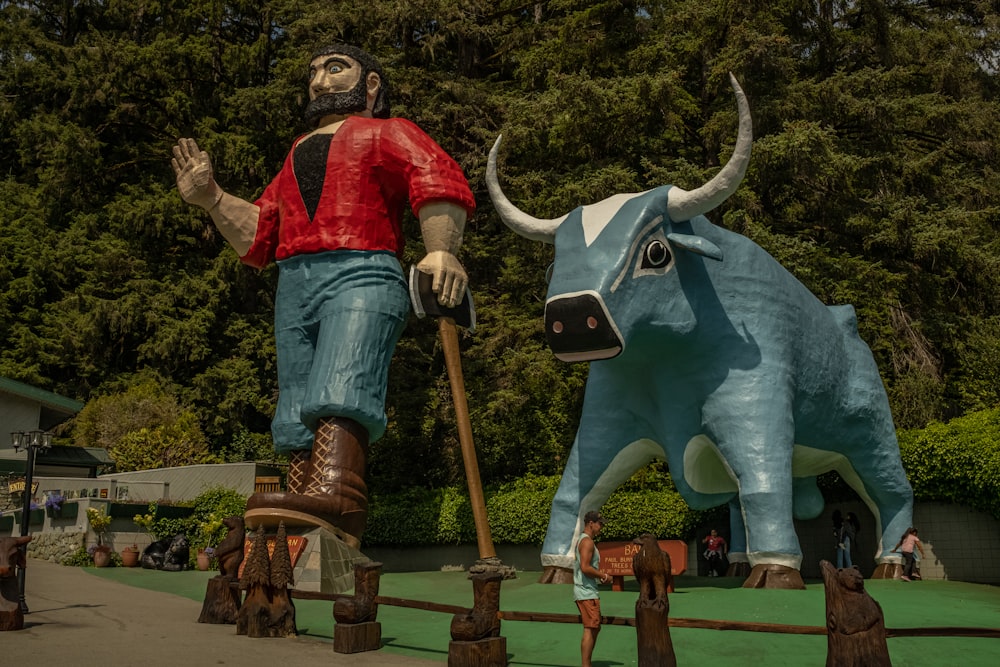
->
<box><xmin>705</xmin><ymin>536</ymin><xmax>726</xmax><ymax>552</ymax></box>
<box><xmin>241</xmin><ymin>116</ymin><xmax>476</xmax><ymax>269</ymax></box>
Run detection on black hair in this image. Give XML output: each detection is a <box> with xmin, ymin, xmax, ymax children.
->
<box><xmin>309</xmin><ymin>43</ymin><xmax>391</xmax><ymax>118</ymax></box>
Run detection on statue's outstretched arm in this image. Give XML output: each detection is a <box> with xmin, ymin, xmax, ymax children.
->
<box><xmin>172</xmin><ymin>137</ymin><xmax>259</xmax><ymax>255</ymax></box>
<box><xmin>416</xmin><ymin>201</ymin><xmax>467</xmax><ymax>308</ymax></box>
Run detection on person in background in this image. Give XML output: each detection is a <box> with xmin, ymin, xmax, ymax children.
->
<box><xmin>891</xmin><ymin>527</ymin><xmax>925</xmax><ymax>581</ymax></box>
<box><xmin>838</xmin><ymin>511</ymin><xmax>860</xmax><ymax>569</ymax></box>
<box><xmin>832</xmin><ymin>509</ymin><xmax>845</xmax><ymax>566</ymax></box>
<box><xmin>575</xmin><ymin>510</ymin><xmax>610</xmax><ymax>667</ymax></box>
<box><xmin>702</xmin><ymin>528</ymin><xmax>728</xmax><ymax>576</ymax></box>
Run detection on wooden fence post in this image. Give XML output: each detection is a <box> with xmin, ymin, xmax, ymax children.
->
<box><xmin>632</xmin><ymin>534</ymin><xmax>677</xmax><ymax>667</ymax></box>
<box><xmin>448</xmin><ymin>571</ymin><xmax>506</xmax><ymax>666</ymax></box>
<box><xmin>333</xmin><ymin>561</ymin><xmax>383</xmax><ymax>653</ymax></box>
<box><xmin>821</xmin><ymin>560</ymin><xmax>891</xmax><ymax>666</ymax></box>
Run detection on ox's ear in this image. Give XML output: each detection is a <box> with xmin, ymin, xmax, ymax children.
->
<box><xmin>666</xmin><ymin>233</ymin><xmax>724</xmax><ymax>261</ymax></box>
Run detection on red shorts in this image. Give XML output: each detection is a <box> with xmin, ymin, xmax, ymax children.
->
<box><xmin>576</xmin><ymin>598</ymin><xmax>602</xmax><ymax>629</ymax></box>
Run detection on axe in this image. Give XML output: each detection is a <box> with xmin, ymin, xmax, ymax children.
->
<box><xmin>409</xmin><ymin>266</ymin><xmax>497</xmax><ymax>561</ymax></box>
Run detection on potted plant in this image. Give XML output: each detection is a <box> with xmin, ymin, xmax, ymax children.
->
<box><xmin>120</xmin><ymin>543</ymin><xmax>140</xmax><ymax>567</ymax></box>
<box><xmin>86</xmin><ymin>506</ymin><xmax>113</xmax><ymax>567</ymax></box>
<box><xmin>45</xmin><ymin>493</ymin><xmax>66</xmax><ymax>518</ymax></box>
<box><xmin>197</xmin><ymin>547</ymin><xmax>214</xmax><ymax>571</ymax></box>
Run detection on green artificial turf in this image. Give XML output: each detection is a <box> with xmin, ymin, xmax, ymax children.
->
<box><xmin>87</xmin><ymin>567</ymin><xmax>1000</xmax><ymax>666</ymax></box>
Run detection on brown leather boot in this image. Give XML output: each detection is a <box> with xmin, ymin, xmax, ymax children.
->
<box><xmin>286</xmin><ymin>449</ymin><xmax>311</xmax><ymax>494</ymax></box>
<box><xmin>245</xmin><ymin>418</ymin><xmax>369</xmax><ymax>548</ymax></box>
<box><xmin>305</xmin><ymin>417</ymin><xmax>369</xmax><ymax>542</ymax></box>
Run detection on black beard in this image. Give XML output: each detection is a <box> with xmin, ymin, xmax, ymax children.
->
<box><xmin>304</xmin><ymin>79</ymin><xmax>368</xmax><ymax>126</ymax></box>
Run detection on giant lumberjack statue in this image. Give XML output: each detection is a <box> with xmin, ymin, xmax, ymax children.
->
<box><xmin>171</xmin><ymin>44</ymin><xmax>476</xmax><ymax>547</ymax></box>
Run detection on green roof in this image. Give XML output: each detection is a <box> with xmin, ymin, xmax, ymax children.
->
<box><xmin>0</xmin><ymin>445</ymin><xmax>111</xmax><ymax>474</ymax></box>
<box><xmin>0</xmin><ymin>377</ymin><xmax>84</xmax><ymax>414</ymax></box>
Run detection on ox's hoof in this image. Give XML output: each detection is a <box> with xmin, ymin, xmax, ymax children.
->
<box><xmin>870</xmin><ymin>562</ymin><xmax>904</xmax><ymax>580</ymax></box>
<box><xmin>741</xmin><ymin>564</ymin><xmax>806</xmax><ymax>589</ymax></box>
<box><xmin>726</xmin><ymin>561</ymin><xmax>751</xmax><ymax>578</ymax></box>
<box><xmin>537</xmin><ymin>565</ymin><xmax>573</xmax><ymax>584</ymax></box>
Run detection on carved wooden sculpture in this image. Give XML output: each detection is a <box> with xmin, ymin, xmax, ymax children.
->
<box><xmin>0</xmin><ymin>536</ymin><xmax>32</xmax><ymax>631</ymax></box>
<box><xmin>333</xmin><ymin>561</ymin><xmax>383</xmax><ymax>653</ymax></box>
<box><xmin>217</xmin><ymin>515</ymin><xmax>246</xmax><ymax>579</ymax></box>
<box><xmin>821</xmin><ymin>560</ymin><xmax>891</xmax><ymax>666</ymax></box>
<box><xmin>198</xmin><ymin>516</ymin><xmax>245</xmax><ymax>625</ymax></box>
<box><xmin>237</xmin><ymin>526</ymin><xmax>273</xmax><ymax>636</ymax></box>
<box><xmin>632</xmin><ymin>534</ymin><xmax>676</xmax><ymax>667</ymax></box>
<box><xmin>268</xmin><ymin>522</ymin><xmax>298</xmax><ymax>638</ymax></box>
<box><xmin>448</xmin><ymin>571</ymin><xmax>505</xmax><ymax>667</ymax></box>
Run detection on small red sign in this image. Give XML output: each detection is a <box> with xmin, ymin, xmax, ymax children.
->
<box><xmin>237</xmin><ymin>534</ymin><xmax>308</xmax><ymax>579</ymax></box>
<box><xmin>598</xmin><ymin>539</ymin><xmax>687</xmax><ymax>591</ymax></box>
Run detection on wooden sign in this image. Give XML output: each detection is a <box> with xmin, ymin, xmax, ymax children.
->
<box><xmin>598</xmin><ymin>539</ymin><xmax>688</xmax><ymax>591</ymax></box>
<box><xmin>237</xmin><ymin>534</ymin><xmax>307</xmax><ymax>578</ymax></box>
<box><xmin>6</xmin><ymin>479</ymin><xmax>38</xmax><ymax>494</ymax></box>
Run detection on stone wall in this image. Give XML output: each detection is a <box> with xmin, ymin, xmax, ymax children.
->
<box><xmin>26</xmin><ymin>530</ymin><xmax>85</xmax><ymax>563</ymax></box>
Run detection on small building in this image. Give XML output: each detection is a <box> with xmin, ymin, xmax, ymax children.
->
<box><xmin>0</xmin><ymin>376</ymin><xmax>109</xmax><ymax>511</ymax></box>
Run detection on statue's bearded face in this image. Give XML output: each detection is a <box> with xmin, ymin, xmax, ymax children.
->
<box><xmin>304</xmin><ymin>53</ymin><xmax>372</xmax><ymax>126</ymax></box>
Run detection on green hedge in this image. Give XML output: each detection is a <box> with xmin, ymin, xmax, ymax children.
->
<box><xmin>365</xmin><ymin>472</ymin><xmax>707</xmax><ymax>547</ymax></box>
<box><xmin>365</xmin><ymin>407</ymin><xmax>1000</xmax><ymax>547</ymax></box>
<box><xmin>898</xmin><ymin>406</ymin><xmax>1000</xmax><ymax>519</ymax></box>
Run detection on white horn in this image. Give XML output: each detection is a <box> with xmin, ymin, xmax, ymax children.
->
<box><xmin>666</xmin><ymin>73</ymin><xmax>753</xmax><ymax>223</ymax></box>
<box><xmin>487</xmin><ymin>135</ymin><xmax>563</xmax><ymax>244</ymax></box>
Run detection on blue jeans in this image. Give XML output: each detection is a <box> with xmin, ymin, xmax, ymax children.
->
<box><xmin>271</xmin><ymin>250</ymin><xmax>409</xmax><ymax>451</ymax></box>
<box><xmin>836</xmin><ymin>535</ymin><xmax>852</xmax><ymax>569</ymax></box>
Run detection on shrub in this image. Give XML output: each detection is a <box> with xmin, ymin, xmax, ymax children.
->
<box><xmin>62</xmin><ymin>546</ymin><xmax>94</xmax><ymax>567</ymax></box>
<box><xmin>365</xmin><ymin>472</ymin><xmax>708</xmax><ymax>547</ymax></box>
<box><xmin>898</xmin><ymin>406</ymin><xmax>1000</xmax><ymax>519</ymax></box>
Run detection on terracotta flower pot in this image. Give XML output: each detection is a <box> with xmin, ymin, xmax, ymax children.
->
<box><xmin>121</xmin><ymin>548</ymin><xmax>139</xmax><ymax>568</ymax></box>
<box><xmin>93</xmin><ymin>546</ymin><xmax>112</xmax><ymax>568</ymax></box>
<box><xmin>196</xmin><ymin>551</ymin><xmax>211</xmax><ymax>571</ymax></box>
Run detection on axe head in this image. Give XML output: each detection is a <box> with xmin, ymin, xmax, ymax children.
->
<box><xmin>408</xmin><ymin>265</ymin><xmax>476</xmax><ymax>332</ymax></box>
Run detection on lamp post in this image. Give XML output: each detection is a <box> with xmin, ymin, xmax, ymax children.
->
<box><xmin>11</xmin><ymin>429</ymin><xmax>53</xmax><ymax>614</ymax></box>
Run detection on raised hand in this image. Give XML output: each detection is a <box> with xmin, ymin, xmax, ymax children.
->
<box><xmin>171</xmin><ymin>138</ymin><xmax>222</xmax><ymax>210</ymax></box>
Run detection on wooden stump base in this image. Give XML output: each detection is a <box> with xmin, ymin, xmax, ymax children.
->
<box><xmin>334</xmin><ymin>621</ymin><xmax>382</xmax><ymax>654</ymax></box>
<box><xmin>0</xmin><ymin>607</ymin><xmax>24</xmax><ymax>632</ymax></box>
<box><xmin>537</xmin><ymin>565</ymin><xmax>572</xmax><ymax>585</ymax></box>
<box><xmin>198</xmin><ymin>576</ymin><xmax>241</xmax><ymax>624</ymax></box>
<box><xmin>448</xmin><ymin>636</ymin><xmax>507</xmax><ymax>667</ymax></box>
<box><xmin>870</xmin><ymin>562</ymin><xmax>903</xmax><ymax>580</ymax></box>
<box><xmin>742</xmin><ymin>564</ymin><xmax>806</xmax><ymax>589</ymax></box>
<box><xmin>636</xmin><ymin>605</ymin><xmax>676</xmax><ymax>667</ymax></box>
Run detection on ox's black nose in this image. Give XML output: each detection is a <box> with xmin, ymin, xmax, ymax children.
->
<box><xmin>544</xmin><ymin>293</ymin><xmax>623</xmax><ymax>362</ymax></box>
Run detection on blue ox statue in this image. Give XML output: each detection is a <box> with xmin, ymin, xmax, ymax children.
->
<box><xmin>486</xmin><ymin>75</ymin><xmax>913</xmax><ymax>588</ymax></box>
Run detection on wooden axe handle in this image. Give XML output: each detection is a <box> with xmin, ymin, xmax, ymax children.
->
<box><xmin>438</xmin><ymin>316</ymin><xmax>496</xmax><ymax>560</ymax></box>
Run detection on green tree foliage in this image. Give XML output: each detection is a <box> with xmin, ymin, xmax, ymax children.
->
<box><xmin>72</xmin><ymin>379</ymin><xmax>184</xmax><ymax>450</ymax></box>
<box><xmin>2</xmin><ymin>1</ymin><xmax>999</xmax><ymax>496</ymax></box>
<box><xmin>109</xmin><ymin>412</ymin><xmax>220</xmax><ymax>471</ymax></box>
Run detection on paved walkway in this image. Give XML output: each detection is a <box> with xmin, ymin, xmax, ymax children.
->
<box><xmin>5</xmin><ymin>558</ymin><xmax>437</xmax><ymax>666</ymax></box>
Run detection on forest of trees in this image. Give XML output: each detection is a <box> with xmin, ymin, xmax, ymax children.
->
<box><xmin>1</xmin><ymin>1</ymin><xmax>998</xmax><ymax>493</ymax></box>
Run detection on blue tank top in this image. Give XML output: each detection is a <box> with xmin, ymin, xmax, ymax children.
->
<box><xmin>573</xmin><ymin>534</ymin><xmax>601</xmax><ymax>601</ymax></box>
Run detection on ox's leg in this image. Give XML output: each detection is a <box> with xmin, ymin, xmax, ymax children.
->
<box><xmin>540</xmin><ymin>425</ymin><xmax>661</xmax><ymax>580</ymax></box>
<box><xmin>725</xmin><ymin>498</ymin><xmax>751</xmax><ymax>577</ymax></box>
<box><xmin>836</xmin><ymin>437</ymin><xmax>913</xmax><ymax>577</ymax></box>
<box><xmin>716</xmin><ymin>413</ymin><xmax>805</xmax><ymax>589</ymax></box>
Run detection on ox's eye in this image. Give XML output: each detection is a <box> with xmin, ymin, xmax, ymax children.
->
<box><xmin>641</xmin><ymin>240</ymin><xmax>671</xmax><ymax>269</ymax></box>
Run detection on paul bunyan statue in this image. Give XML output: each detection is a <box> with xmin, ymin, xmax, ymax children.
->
<box><xmin>172</xmin><ymin>44</ymin><xmax>476</xmax><ymax>548</ymax></box>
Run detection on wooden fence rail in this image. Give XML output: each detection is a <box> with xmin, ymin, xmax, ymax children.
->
<box><xmin>290</xmin><ymin>589</ymin><xmax>1000</xmax><ymax>639</ymax></box>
